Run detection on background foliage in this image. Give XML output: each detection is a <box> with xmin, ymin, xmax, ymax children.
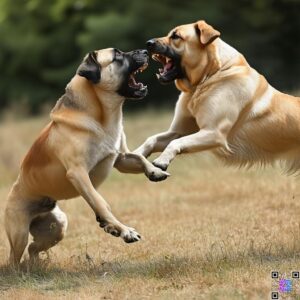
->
<box><xmin>0</xmin><ymin>0</ymin><xmax>299</xmax><ymax>114</ymax></box>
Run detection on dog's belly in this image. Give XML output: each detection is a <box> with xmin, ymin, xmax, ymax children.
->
<box><xmin>20</xmin><ymin>152</ymin><xmax>117</xmax><ymax>201</ymax></box>
<box><xmin>212</xmin><ymin>90</ymin><xmax>300</xmax><ymax>167</ymax></box>
<box><xmin>19</xmin><ymin>122</ymin><xmax>122</xmax><ymax>200</ymax></box>
<box><xmin>20</xmin><ymin>158</ymin><xmax>79</xmax><ymax>200</ymax></box>
<box><xmin>213</xmin><ymin>117</ymin><xmax>300</xmax><ymax>167</ymax></box>
<box><xmin>212</xmin><ymin>130</ymin><xmax>278</xmax><ymax>166</ymax></box>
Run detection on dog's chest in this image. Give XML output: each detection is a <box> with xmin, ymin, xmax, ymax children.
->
<box><xmin>87</xmin><ymin>124</ymin><xmax>122</xmax><ymax>173</ymax></box>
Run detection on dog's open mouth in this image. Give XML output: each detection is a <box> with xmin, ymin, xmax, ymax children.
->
<box><xmin>119</xmin><ymin>60</ymin><xmax>149</xmax><ymax>99</ymax></box>
<box><xmin>117</xmin><ymin>49</ymin><xmax>149</xmax><ymax>99</ymax></box>
<box><xmin>152</xmin><ymin>54</ymin><xmax>175</xmax><ymax>78</ymax></box>
<box><xmin>128</xmin><ymin>62</ymin><xmax>148</xmax><ymax>92</ymax></box>
<box><xmin>151</xmin><ymin>53</ymin><xmax>181</xmax><ymax>84</ymax></box>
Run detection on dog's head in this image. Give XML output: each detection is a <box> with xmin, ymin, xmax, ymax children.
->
<box><xmin>77</xmin><ymin>48</ymin><xmax>149</xmax><ymax>99</ymax></box>
<box><xmin>146</xmin><ymin>20</ymin><xmax>220</xmax><ymax>91</ymax></box>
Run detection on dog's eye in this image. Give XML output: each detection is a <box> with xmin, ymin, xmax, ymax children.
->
<box><xmin>170</xmin><ymin>32</ymin><xmax>181</xmax><ymax>40</ymax></box>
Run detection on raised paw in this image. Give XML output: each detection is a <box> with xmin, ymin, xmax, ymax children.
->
<box><xmin>120</xmin><ymin>226</ymin><xmax>141</xmax><ymax>243</ymax></box>
<box><xmin>152</xmin><ymin>158</ymin><xmax>169</xmax><ymax>171</ymax></box>
<box><xmin>96</xmin><ymin>215</ymin><xmax>107</xmax><ymax>228</ymax></box>
<box><xmin>103</xmin><ymin>224</ymin><xmax>121</xmax><ymax>237</ymax></box>
<box><xmin>98</xmin><ymin>220</ymin><xmax>141</xmax><ymax>243</ymax></box>
<box><xmin>147</xmin><ymin>167</ymin><xmax>170</xmax><ymax>182</ymax></box>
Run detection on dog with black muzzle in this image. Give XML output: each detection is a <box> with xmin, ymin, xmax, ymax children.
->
<box><xmin>135</xmin><ymin>20</ymin><xmax>300</xmax><ymax>176</ymax></box>
<box><xmin>5</xmin><ymin>48</ymin><xmax>169</xmax><ymax>265</ymax></box>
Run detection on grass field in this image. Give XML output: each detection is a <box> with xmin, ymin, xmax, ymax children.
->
<box><xmin>0</xmin><ymin>111</ymin><xmax>300</xmax><ymax>299</ymax></box>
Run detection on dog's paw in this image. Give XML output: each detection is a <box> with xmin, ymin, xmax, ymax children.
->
<box><xmin>96</xmin><ymin>215</ymin><xmax>107</xmax><ymax>228</ymax></box>
<box><xmin>147</xmin><ymin>167</ymin><xmax>170</xmax><ymax>182</ymax></box>
<box><xmin>100</xmin><ymin>221</ymin><xmax>141</xmax><ymax>243</ymax></box>
<box><xmin>152</xmin><ymin>158</ymin><xmax>169</xmax><ymax>171</ymax></box>
<box><xmin>121</xmin><ymin>227</ymin><xmax>141</xmax><ymax>243</ymax></box>
<box><xmin>103</xmin><ymin>224</ymin><xmax>122</xmax><ymax>237</ymax></box>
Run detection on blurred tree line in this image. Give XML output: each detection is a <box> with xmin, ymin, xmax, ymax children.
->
<box><xmin>0</xmin><ymin>0</ymin><xmax>299</xmax><ymax>115</ymax></box>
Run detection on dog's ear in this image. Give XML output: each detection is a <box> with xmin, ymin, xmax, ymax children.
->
<box><xmin>77</xmin><ymin>51</ymin><xmax>101</xmax><ymax>84</ymax></box>
<box><xmin>195</xmin><ymin>20</ymin><xmax>220</xmax><ymax>45</ymax></box>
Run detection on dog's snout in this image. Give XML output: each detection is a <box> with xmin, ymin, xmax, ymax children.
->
<box><xmin>135</xmin><ymin>49</ymin><xmax>148</xmax><ymax>56</ymax></box>
<box><xmin>146</xmin><ymin>39</ymin><xmax>156</xmax><ymax>49</ymax></box>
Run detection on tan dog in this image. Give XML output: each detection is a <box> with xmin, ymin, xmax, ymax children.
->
<box><xmin>135</xmin><ymin>20</ymin><xmax>300</xmax><ymax>174</ymax></box>
<box><xmin>5</xmin><ymin>48</ymin><xmax>169</xmax><ymax>265</ymax></box>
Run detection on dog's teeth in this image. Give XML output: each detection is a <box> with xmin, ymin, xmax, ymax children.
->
<box><xmin>152</xmin><ymin>54</ymin><xmax>159</xmax><ymax>62</ymax></box>
<box><xmin>156</xmin><ymin>73</ymin><xmax>160</xmax><ymax>79</ymax></box>
<box><xmin>141</xmin><ymin>63</ymin><xmax>148</xmax><ymax>71</ymax></box>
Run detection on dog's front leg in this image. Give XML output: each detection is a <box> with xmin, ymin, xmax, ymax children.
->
<box><xmin>134</xmin><ymin>131</ymin><xmax>181</xmax><ymax>158</ymax></box>
<box><xmin>66</xmin><ymin>167</ymin><xmax>141</xmax><ymax>243</ymax></box>
<box><xmin>115</xmin><ymin>131</ymin><xmax>170</xmax><ymax>181</ymax></box>
<box><xmin>134</xmin><ymin>93</ymin><xmax>198</xmax><ymax>157</ymax></box>
<box><xmin>153</xmin><ymin>129</ymin><xmax>227</xmax><ymax>171</ymax></box>
<box><xmin>114</xmin><ymin>152</ymin><xmax>170</xmax><ymax>181</ymax></box>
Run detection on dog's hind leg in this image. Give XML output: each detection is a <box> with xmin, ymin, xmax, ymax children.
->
<box><xmin>5</xmin><ymin>184</ymin><xmax>58</xmax><ymax>265</ymax></box>
<box><xmin>28</xmin><ymin>205</ymin><xmax>68</xmax><ymax>260</ymax></box>
<box><xmin>5</xmin><ymin>209</ymin><xmax>30</xmax><ymax>265</ymax></box>
<box><xmin>4</xmin><ymin>184</ymin><xmax>32</xmax><ymax>265</ymax></box>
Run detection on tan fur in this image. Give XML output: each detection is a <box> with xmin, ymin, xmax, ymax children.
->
<box><xmin>22</xmin><ymin>123</ymin><xmax>53</xmax><ymax>171</ymax></box>
<box><xmin>135</xmin><ymin>20</ymin><xmax>300</xmax><ymax>176</ymax></box>
<box><xmin>5</xmin><ymin>48</ymin><xmax>168</xmax><ymax>265</ymax></box>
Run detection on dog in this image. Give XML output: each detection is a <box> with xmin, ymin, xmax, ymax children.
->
<box><xmin>134</xmin><ymin>20</ymin><xmax>300</xmax><ymax>175</ymax></box>
<box><xmin>5</xmin><ymin>48</ymin><xmax>169</xmax><ymax>265</ymax></box>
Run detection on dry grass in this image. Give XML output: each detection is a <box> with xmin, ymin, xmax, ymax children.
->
<box><xmin>0</xmin><ymin>110</ymin><xmax>300</xmax><ymax>299</ymax></box>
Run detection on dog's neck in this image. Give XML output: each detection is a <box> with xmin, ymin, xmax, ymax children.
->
<box><xmin>216</xmin><ymin>39</ymin><xmax>239</xmax><ymax>68</ymax></box>
<box><xmin>176</xmin><ymin>41</ymin><xmax>222</xmax><ymax>93</ymax></box>
<box><xmin>51</xmin><ymin>76</ymin><xmax>124</xmax><ymax>133</ymax></box>
<box><xmin>176</xmin><ymin>39</ymin><xmax>248</xmax><ymax>93</ymax></box>
<box><xmin>67</xmin><ymin>75</ymin><xmax>124</xmax><ymax>125</ymax></box>
<box><xmin>216</xmin><ymin>39</ymin><xmax>249</xmax><ymax>71</ymax></box>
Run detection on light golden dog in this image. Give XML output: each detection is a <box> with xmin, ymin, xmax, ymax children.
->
<box><xmin>5</xmin><ymin>48</ymin><xmax>169</xmax><ymax>265</ymax></box>
<box><xmin>135</xmin><ymin>20</ymin><xmax>300</xmax><ymax>175</ymax></box>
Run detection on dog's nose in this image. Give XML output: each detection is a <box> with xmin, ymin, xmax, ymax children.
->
<box><xmin>137</xmin><ymin>49</ymin><xmax>148</xmax><ymax>56</ymax></box>
<box><xmin>146</xmin><ymin>39</ymin><xmax>156</xmax><ymax>49</ymax></box>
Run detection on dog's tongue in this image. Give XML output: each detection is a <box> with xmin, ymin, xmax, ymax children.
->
<box><xmin>129</xmin><ymin>74</ymin><xmax>138</xmax><ymax>87</ymax></box>
<box><xmin>164</xmin><ymin>62</ymin><xmax>173</xmax><ymax>72</ymax></box>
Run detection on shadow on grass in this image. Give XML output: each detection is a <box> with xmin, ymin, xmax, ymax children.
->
<box><xmin>0</xmin><ymin>243</ymin><xmax>300</xmax><ymax>292</ymax></box>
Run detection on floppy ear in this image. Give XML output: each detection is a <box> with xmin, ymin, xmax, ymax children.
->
<box><xmin>195</xmin><ymin>20</ymin><xmax>220</xmax><ymax>45</ymax></box>
<box><xmin>77</xmin><ymin>51</ymin><xmax>101</xmax><ymax>84</ymax></box>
